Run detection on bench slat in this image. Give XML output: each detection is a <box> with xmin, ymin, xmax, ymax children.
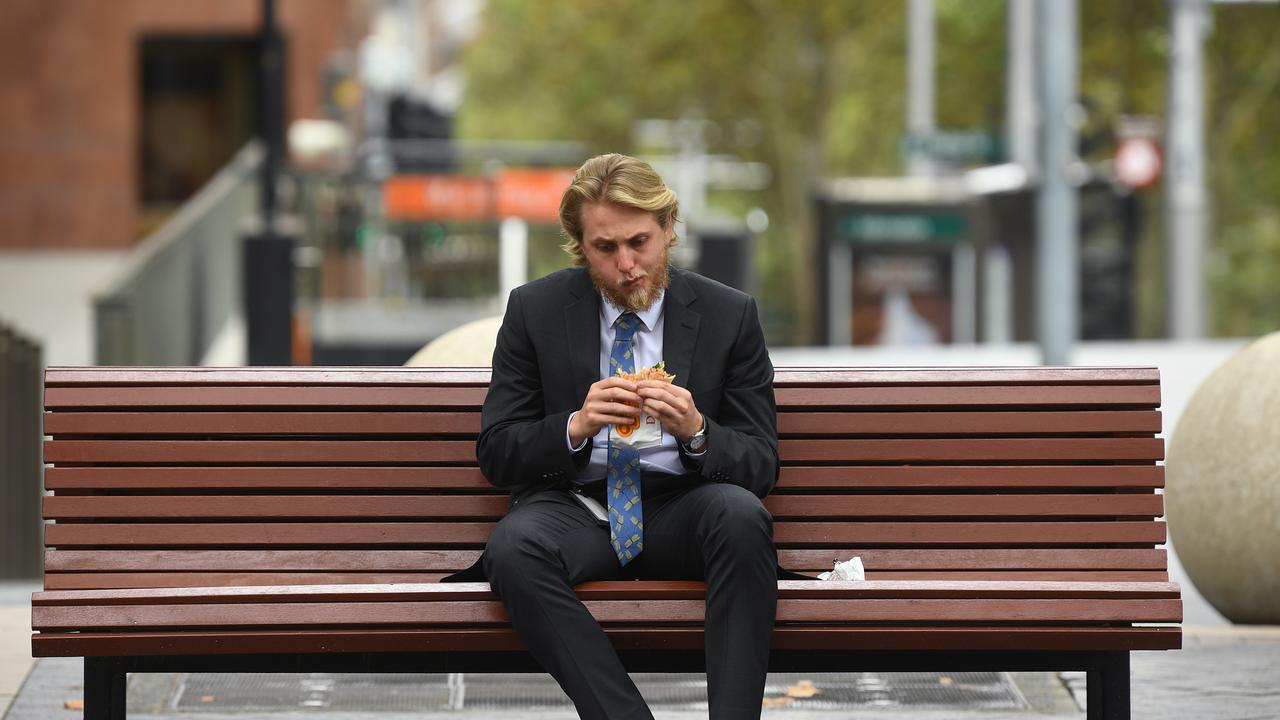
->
<box><xmin>32</xmin><ymin>580</ymin><xmax>1182</xmax><ymax>605</ymax></box>
<box><xmin>44</xmin><ymin>548</ymin><xmax>1168</xmax><ymax>572</ymax></box>
<box><xmin>44</xmin><ymin>467</ymin><xmax>492</xmax><ymax>490</ymax></box>
<box><xmin>777</xmin><ymin>385</ymin><xmax>1159</xmax><ymax>407</ymax></box>
<box><xmin>773</xmin><ymin>521</ymin><xmax>1165</xmax><ymax>546</ymax></box>
<box><xmin>44</xmin><ymin>437</ymin><xmax>1163</xmax><ymax>464</ymax></box>
<box><xmin>43</xmin><ymin>410</ymin><xmax>1161</xmax><ymax>436</ymax></box>
<box><xmin>44</xmin><ymin>412</ymin><xmax>484</xmax><ymax>436</ymax></box>
<box><xmin>42</xmin><ymin>570</ymin><xmax>1170</xmax><ymax>590</ymax></box>
<box><xmin>44</xmin><ymin>386</ymin><xmax>488</xmax><ymax>409</ymax></box>
<box><xmin>44</xmin><ymin>521</ymin><xmax>1166</xmax><ymax>547</ymax></box>
<box><xmin>32</xmin><ymin>598</ymin><xmax>1183</xmax><ymax>630</ymax></box>
<box><xmin>43</xmin><ymin>384</ymin><xmax>1159</xmax><ymax>410</ymax></box>
<box><xmin>772</xmin><ymin>466</ymin><xmax>1164</xmax><ymax>489</ymax></box>
<box><xmin>43</xmin><ymin>465</ymin><xmax>1164</xmax><ymax>491</ymax></box>
<box><xmin>45</xmin><ymin>366</ymin><xmax>1161</xmax><ymax>386</ymax></box>
<box><xmin>779</xmin><ymin>438</ymin><xmax>1163</xmax><ymax>462</ymax></box>
<box><xmin>44</xmin><ymin>493</ymin><xmax>1164</xmax><ymax>520</ymax></box>
<box><xmin>777</xmin><ymin>410</ymin><xmax>1161</xmax><ymax>435</ymax></box>
<box><xmin>44</xmin><ymin>440</ymin><xmax>476</xmax><ymax>464</ymax></box>
<box><xmin>30</xmin><ymin>624</ymin><xmax>1182</xmax><ymax>658</ymax></box>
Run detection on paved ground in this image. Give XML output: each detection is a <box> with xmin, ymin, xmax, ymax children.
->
<box><xmin>5</xmin><ymin>622</ymin><xmax>1280</xmax><ymax>719</ymax></box>
<box><xmin>0</xmin><ymin>584</ymin><xmax>36</xmax><ymax>718</ymax></box>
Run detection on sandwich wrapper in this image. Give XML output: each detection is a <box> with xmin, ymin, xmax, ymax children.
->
<box><xmin>817</xmin><ymin>556</ymin><xmax>865</xmax><ymax>581</ymax></box>
<box><xmin>610</xmin><ymin>408</ymin><xmax>664</xmax><ymax>449</ymax></box>
<box><xmin>610</xmin><ymin>362</ymin><xmax>671</xmax><ymax>451</ymax></box>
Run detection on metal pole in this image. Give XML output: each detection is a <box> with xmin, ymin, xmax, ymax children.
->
<box><xmin>1166</xmin><ymin>0</ymin><xmax>1210</xmax><ymax>338</ymax></box>
<box><xmin>1035</xmin><ymin>0</ymin><xmax>1079</xmax><ymax>365</ymax></box>
<box><xmin>259</xmin><ymin>0</ymin><xmax>283</xmax><ymax>226</ymax></box>
<box><xmin>907</xmin><ymin>0</ymin><xmax>936</xmax><ymax>178</ymax></box>
<box><xmin>1006</xmin><ymin>0</ymin><xmax>1038</xmax><ymax>179</ymax></box>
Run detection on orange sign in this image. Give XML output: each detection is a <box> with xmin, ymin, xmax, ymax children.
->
<box><xmin>383</xmin><ymin>175</ymin><xmax>490</xmax><ymax>221</ymax></box>
<box><xmin>495</xmin><ymin>168</ymin><xmax>576</xmax><ymax>223</ymax></box>
<box><xmin>383</xmin><ymin>169</ymin><xmax>575</xmax><ymax>223</ymax></box>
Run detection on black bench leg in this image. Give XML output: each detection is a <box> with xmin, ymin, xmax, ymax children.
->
<box><xmin>1087</xmin><ymin>651</ymin><xmax>1131</xmax><ymax>720</ymax></box>
<box><xmin>84</xmin><ymin>657</ymin><xmax>126</xmax><ymax>720</ymax></box>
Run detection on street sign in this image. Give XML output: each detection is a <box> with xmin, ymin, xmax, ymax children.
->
<box><xmin>383</xmin><ymin>168</ymin><xmax>576</xmax><ymax>222</ymax></box>
<box><xmin>839</xmin><ymin>212</ymin><xmax>967</xmax><ymax>244</ymax></box>
<box><xmin>384</xmin><ymin>175</ymin><xmax>489</xmax><ymax>221</ymax></box>
<box><xmin>495</xmin><ymin>169</ymin><xmax>576</xmax><ymax>223</ymax></box>
<box><xmin>900</xmin><ymin>130</ymin><xmax>1004</xmax><ymax>164</ymax></box>
<box><xmin>1114</xmin><ymin>137</ymin><xmax>1163</xmax><ymax>189</ymax></box>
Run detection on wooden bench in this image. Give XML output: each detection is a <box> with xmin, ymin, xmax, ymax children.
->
<box><xmin>32</xmin><ymin>366</ymin><xmax>1181</xmax><ymax>719</ymax></box>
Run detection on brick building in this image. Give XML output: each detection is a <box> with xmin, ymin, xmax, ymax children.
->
<box><xmin>0</xmin><ymin>0</ymin><xmax>360</xmax><ymax>249</ymax></box>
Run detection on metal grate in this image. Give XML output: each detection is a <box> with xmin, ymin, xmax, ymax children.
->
<box><xmin>165</xmin><ymin>670</ymin><xmax>1027</xmax><ymax>713</ymax></box>
<box><xmin>760</xmin><ymin>672</ymin><xmax>1029</xmax><ymax>710</ymax></box>
<box><xmin>173</xmin><ymin>673</ymin><xmax>450</xmax><ymax>713</ymax></box>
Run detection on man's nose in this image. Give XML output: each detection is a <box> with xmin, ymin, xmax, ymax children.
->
<box><xmin>616</xmin><ymin>247</ymin><xmax>635</xmax><ymax>273</ymax></box>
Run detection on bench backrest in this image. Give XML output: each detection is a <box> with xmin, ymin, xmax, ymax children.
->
<box><xmin>41</xmin><ymin>367</ymin><xmax>1166</xmax><ymax>590</ymax></box>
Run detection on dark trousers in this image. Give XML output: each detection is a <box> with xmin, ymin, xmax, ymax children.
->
<box><xmin>483</xmin><ymin>474</ymin><xmax>778</xmax><ymax>720</ymax></box>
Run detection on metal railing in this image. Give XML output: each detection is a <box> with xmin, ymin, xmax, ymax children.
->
<box><xmin>0</xmin><ymin>320</ymin><xmax>42</xmax><ymax>579</ymax></box>
<box><xmin>95</xmin><ymin>143</ymin><xmax>263</xmax><ymax>365</ymax></box>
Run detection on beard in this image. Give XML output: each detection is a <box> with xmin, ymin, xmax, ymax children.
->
<box><xmin>589</xmin><ymin>249</ymin><xmax>672</xmax><ymax>313</ymax></box>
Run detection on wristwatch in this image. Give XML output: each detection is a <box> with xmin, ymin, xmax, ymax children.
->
<box><xmin>682</xmin><ymin>419</ymin><xmax>708</xmax><ymax>453</ymax></box>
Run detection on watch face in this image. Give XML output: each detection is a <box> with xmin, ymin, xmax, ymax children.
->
<box><xmin>687</xmin><ymin>434</ymin><xmax>707</xmax><ymax>452</ymax></box>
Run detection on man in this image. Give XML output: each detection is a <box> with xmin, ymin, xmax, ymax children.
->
<box><xmin>475</xmin><ymin>153</ymin><xmax>779</xmax><ymax>720</ymax></box>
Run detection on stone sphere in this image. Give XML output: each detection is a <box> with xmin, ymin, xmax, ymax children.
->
<box><xmin>1166</xmin><ymin>331</ymin><xmax>1280</xmax><ymax>624</ymax></box>
<box><xmin>404</xmin><ymin>316</ymin><xmax>502</xmax><ymax>367</ymax></box>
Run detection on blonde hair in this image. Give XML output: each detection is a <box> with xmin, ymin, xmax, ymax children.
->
<box><xmin>559</xmin><ymin>153</ymin><xmax>680</xmax><ymax>265</ymax></box>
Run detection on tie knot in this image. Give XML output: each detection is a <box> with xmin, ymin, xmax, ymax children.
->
<box><xmin>615</xmin><ymin>312</ymin><xmax>640</xmax><ymax>340</ymax></box>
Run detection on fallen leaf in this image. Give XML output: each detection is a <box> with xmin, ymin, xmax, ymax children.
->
<box><xmin>200</xmin><ymin>694</ymin><xmax>216</xmax><ymax>702</ymax></box>
<box><xmin>786</xmin><ymin>679</ymin><xmax>822</xmax><ymax>698</ymax></box>
<box><xmin>938</xmin><ymin>676</ymin><xmax>953</xmax><ymax>686</ymax></box>
<box><xmin>63</xmin><ymin>699</ymin><xmax>84</xmax><ymax>711</ymax></box>
<box><xmin>762</xmin><ymin>696</ymin><xmax>794</xmax><ymax>707</ymax></box>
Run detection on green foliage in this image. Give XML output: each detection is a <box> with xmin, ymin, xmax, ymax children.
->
<box><xmin>459</xmin><ymin>0</ymin><xmax>1280</xmax><ymax>343</ymax></box>
<box><xmin>1204</xmin><ymin>2</ymin><xmax>1280</xmax><ymax>336</ymax></box>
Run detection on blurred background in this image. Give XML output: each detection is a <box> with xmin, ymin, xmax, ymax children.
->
<box><xmin>2</xmin><ymin>0</ymin><xmax>1279</xmax><ymax>639</ymax></box>
<box><xmin>1</xmin><ymin>0</ymin><xmax>1276</xmax><ymax>369</ymax></box>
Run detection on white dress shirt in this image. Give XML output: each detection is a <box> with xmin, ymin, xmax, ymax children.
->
<box><xmin>566</xmin><ymin>290</ymin><xmax>692</xmax><ymax>482</ymax></box>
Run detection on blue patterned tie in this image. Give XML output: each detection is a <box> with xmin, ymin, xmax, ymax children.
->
<box><xmin>608</xmin><ymin>312</ymin><xmax>643</xmax><ymax>565</ymax></box>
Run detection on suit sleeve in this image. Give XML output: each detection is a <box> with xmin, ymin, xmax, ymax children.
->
<box><xmin>684</xmin><ymin>297</ymin><xmax>779</xmax><ymax>498</ymax></box>
<box><xmin>476</xmin><ymin>287</ymin><xmax>585</xmax><ymax>489</ymax></box>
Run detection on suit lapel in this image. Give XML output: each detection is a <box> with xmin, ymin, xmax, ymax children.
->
<box><xmin>662</xmin><ymin>269</ymin><xmax>700</xmax><ymax>391</ymax></box>
<box><xmin>564</xmin><ymin>268</ymin><xmax>601</xmax><ymax>408</ymax></box>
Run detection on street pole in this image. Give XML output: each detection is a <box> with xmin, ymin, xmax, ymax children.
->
<box><xmin>259</xmin><ymin>0</ymin><xmax>283</xmax><ymax>224</ymax></box>
<box><xmin>1166</xmin><ymin>0</ymin><xmax>1210</xmax><ymax>339</ymax></box>
<box><xmin>1035</xmin><ymin>0</ymin><xmax>1079</xmax><ymax>365</ymax></box>
<box><xmin>1006</xmin><ymin>0</ymin><xmax>1038</xmax><ymax>179</ymax></box>
<box><xmin>907</xmin><ymin>0</ymin><xmax>936</xmax><ymax>178</ymax></box>
<box><xmin>244</xmin><ymin>0</ymin><xmax>295</xmax><ymax>366</ymax></box>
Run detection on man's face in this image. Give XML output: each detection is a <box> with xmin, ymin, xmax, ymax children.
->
<box><xmin>580</xmin><ymin>201</ymin><xmax>672</xmax><ymax>313</ymax></box>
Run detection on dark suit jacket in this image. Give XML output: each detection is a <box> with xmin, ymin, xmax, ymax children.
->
<box><xmin>476</xmin><ymin>266</ymin><xmax>779</xmax><ymax>505</ymax></box>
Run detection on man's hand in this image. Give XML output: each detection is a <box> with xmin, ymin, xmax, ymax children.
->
<box><xmin>568</xmin><ymin>376</ymin><xmax>641</xmax><ymax>446</ymax></box>
<box><xmin>637</xmin><ymin>380</ymin><xmax>704</xmax><ymax>443</ymax></box>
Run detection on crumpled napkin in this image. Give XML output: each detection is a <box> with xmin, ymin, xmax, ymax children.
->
<box><xmin>816</xmin><ymin>556</ymin><xmax>865</xmax><ymax>581</ymax></box>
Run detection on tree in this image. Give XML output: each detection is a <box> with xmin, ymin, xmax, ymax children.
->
<box><xmin>458</xmin><ymin>0</ymin><xmax>1280</xmax><ymax>343</ymax></box>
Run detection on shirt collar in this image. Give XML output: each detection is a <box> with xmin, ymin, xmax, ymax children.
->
<box><xmin>600</xmin><ymin>289</ymin><xmax>665</xmax><ymax>332</ymax></box>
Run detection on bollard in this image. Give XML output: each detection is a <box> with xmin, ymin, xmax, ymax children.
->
<box><xmin>243</xmin><ymin>220</ymin><xmax>298</xmax><ymax>366</ymax></box>
<box><xmin>0</xmin><ymin>324</ymin><xmax>43</xmax><ymax>578</ymax></box>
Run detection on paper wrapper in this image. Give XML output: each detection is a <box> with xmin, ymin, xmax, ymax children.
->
<box><xmin>611</xmin><ymin>403</ymin><xmax>664</xmax><ymax>449</ymax></box>
<box><xmin>817</xmin><ymin>556</ymin><xmax>865</xmax><ymax>581</ymax></box>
